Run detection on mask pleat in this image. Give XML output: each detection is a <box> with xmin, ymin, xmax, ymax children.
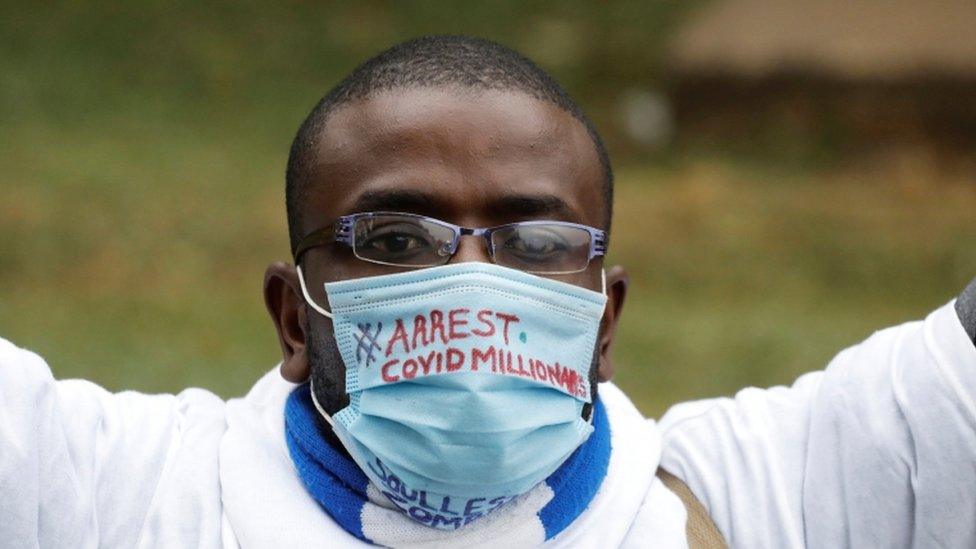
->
<box><xmin>351</xmin><ymin>418</ymin><xmax>583</xmax><ymax>492</ymax></box>
<box><xmin>355</xmin><ymin>379</ymin><xmax>580</xmax><ymax>434</ymax></box>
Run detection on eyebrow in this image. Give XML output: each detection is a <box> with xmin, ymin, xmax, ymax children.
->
<box><xmin>347</xmin><ymin>188</ymin><xmax>577</xmax><ymax>222</ymax></box>
<box><xmin>349</xmin><ymin>189</ymin><xmax>445</xmax><ymax>215</ymax></box>
<box><xmin>486</xmin><ymin>194</ymin><xmax>576</xmax><ymax>221</ymax></box>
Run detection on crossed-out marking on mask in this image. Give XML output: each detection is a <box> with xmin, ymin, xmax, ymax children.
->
<box><xmin>355</xmin><ymin>322</ymin><xmax>383</xmax><ymax>366</ymax></box>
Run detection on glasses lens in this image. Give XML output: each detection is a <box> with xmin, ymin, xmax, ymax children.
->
<box><xmin>353</xmin><ymin>215</ymin><xmax>455</xmax><ymax>267</ymax></box>
<box><xmin>491</xmin><ymin>223</ymin><xmax>592</xmax><ymax>274</ymax></box>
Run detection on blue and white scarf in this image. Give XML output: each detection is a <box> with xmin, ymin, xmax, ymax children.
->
<box><xmin>285</xmin><ymin>383</ymin><xmax>611</xmax><ymax>546</ymax></box>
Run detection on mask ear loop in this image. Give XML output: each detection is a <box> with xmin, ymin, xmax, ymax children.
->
<box><xmin>298</xmin><ymin>268</ymin><xmax>339</xmax><ymax>429</ymax></box>
<box><xmin>308</xmin><ymin>377</ymin><xmax>338</xmax><ymax>428</ymax></box>
<box><xmin>577</xmin><ymin>268</ymin><xmax>609</xmax><ymax>426</ymax></box>
<box><xmin>296</xmin><ymin>265</ymin><xmax>334</xmax><ymax>319</ymax></box>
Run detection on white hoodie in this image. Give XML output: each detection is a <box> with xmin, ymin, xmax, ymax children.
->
<box><xmin>1</xmin><ymin>301</ymin><xmax>973</xmax><ymax>548</ymax></box>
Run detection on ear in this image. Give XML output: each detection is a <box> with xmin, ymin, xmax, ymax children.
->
<box><xmin>597</xmin><ymin>265</ymin><xmax>628</xmax><ymax>382</ymax></box>
<box><xmin>263</xmin><ymin>261</ymin><xmax>310</xmax><ymax>382</ymax></box>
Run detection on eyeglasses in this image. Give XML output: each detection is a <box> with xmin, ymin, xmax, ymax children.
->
<box><xmin>293</xmin><ymin>212</ymin><xmax>607</xmax><ymax>274</ymax></box>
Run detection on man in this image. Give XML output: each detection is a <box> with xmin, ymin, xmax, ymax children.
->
<box><xmin>1</xmin><ymin>36</ymin><xmax>974</xmax><ymax>548</ymax></box>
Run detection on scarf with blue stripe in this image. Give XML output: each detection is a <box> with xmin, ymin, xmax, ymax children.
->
<box><xmin>285</xmin><ymin>384</ymin><xmax>611</xmax><ymax>545</ymax></box>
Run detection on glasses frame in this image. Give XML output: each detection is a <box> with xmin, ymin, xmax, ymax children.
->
<box><xmin>293</xmin><ymin>211</ymin><xmax>607</xmax><ymax>274</ymax></box>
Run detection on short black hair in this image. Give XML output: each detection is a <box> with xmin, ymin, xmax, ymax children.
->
<box><xmin>285</xmin><ymin>35</ymin><xmax>613</xmax><ymax>255</ymax></box>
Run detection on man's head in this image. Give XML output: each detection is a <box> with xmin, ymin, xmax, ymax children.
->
<box><xmin>264</xmin><ymin>35</ymin><xmax>627</xmax><ymax>417</ymax></box>
<box><xmin>284</xmin><ymin>35</ymin><xmax>614</xmax><ymax>253</ymax></box>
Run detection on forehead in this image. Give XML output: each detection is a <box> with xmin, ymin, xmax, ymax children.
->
<box><xmin>301</xmin><ymin>87</ymin><xmax>605</xmax><ymax>231</ymax></box>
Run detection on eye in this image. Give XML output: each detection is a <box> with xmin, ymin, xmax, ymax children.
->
<box><xmin>503</xmin><ymin>228</ymin><xmax>569</xmax><ymax>259</ymax></box>
<box><xmin>359</xmin><ymin>223</ymin><xmax>433</xmax><ymax>256</ymax></box>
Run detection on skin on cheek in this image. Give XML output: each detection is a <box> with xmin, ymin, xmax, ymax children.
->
<box><xmin>307</xmin><ymin>314</ymin><xmax>349</xmax><ymax>415</ymax></box>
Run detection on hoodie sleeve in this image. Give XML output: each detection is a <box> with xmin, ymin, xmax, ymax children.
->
<box><xmin>658</xmin><ymin>300</ymin><xmax>976</xmax><ymax>548</ymax></box>
<box><xmin>0</xmin><ymin>338</ymin><xmax>225</xmax><ymax>548</ymax></box>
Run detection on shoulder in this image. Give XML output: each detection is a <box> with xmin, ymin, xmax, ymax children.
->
<box><xmin>0</xmin><ymin>336</ymin><xmax>56</xmax><ymax>390</ymax></box>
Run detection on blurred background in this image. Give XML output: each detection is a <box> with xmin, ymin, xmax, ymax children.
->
<box><xmin>2</xmin><ymin>1</ymin><xmax>974</xmax><ymax>417</ymax></box>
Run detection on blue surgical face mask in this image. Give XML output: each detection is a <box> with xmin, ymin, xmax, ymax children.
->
<box><xmin>296</xmin><ymin>262</ymin><xmax>607</xmax><ymax>530</ymax></box>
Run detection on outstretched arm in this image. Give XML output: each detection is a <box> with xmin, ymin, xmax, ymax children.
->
<box><xmin>0</xmin><ymin>338</ymin><xmax>225</xmax><ymax>546</ymax></box>
<box><xmin>956</xmin><ymin>275</ymin><xmax>976</xmax><ymax>345</ymax></box>
<box><xmin>660</xmin><ymin>284</ymin><xmax>976</xmax><ymax>547</ymax></box>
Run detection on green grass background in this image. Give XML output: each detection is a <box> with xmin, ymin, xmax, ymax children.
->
<box><xmin>2</xmin><ymin>2</ymin><xmax>974</xmax><ymax>417</ymax></box>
